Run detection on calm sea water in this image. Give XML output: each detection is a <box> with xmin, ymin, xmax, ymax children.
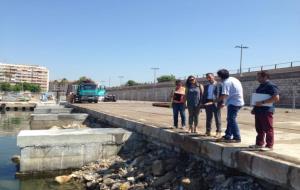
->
<box><xmin>0</xmin><ymin>112</ymin><xmax>84</xmax><ymax>190</ymax></box>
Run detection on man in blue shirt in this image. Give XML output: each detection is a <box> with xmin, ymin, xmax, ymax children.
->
<box><xmin>202</xmin><ymin>73</ymin><xmax>224</xmax><ymax>137</ymax></box>
<box><xmin>250</xmin><ymin>71</ymin><xmax>279</xmax><ymax>150</ymax></box>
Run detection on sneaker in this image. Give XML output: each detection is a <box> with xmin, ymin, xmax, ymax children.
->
<box><xmin>262</xmin><ymin>146</ymin><xmax>273</xmax><ymax>151</ymax></box>
<box><xmin>205</xmin><ymin>131</ymin><xmax>212</xmax><ymax>136</ymax></box>
<box><xmin>225</xmin><ymin>139</ymin><xmax>241</xmax><ymax>143</ymax></box>
<box><xmin>182</xmin><ymin>126</ymin><xmax>188</xmax><ymax>131</ymax></box>
<box><xmin>215</xmin><ymin>132</ymin><xmax>222</xmax><ymax>138</ymax></box>
<box><xmin>216</xmin><ymin>136</ymin><xmax>230</xmax><ymax>142</ymax></box>
<box><xmin>249</xmin><ymin>144</ymin><xmax>263</xmax><ymax>149</ymax></box>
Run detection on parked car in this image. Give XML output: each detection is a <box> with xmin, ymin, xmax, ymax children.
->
<box><xmin>103</xmin><ymin>94</ymin><xmax>117</xmax><ymax>102</ymax></box>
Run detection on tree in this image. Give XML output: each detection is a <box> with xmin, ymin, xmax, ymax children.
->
<box><xmin>59</xmin><ymin>78</ymin><xmax>68</xmax><ymax>91</ymax></box>
<box><xmin>23</xmin><ymin>82</ymin><xmax>31</xmax><ymax>91</ymax></box>
<box><xmin>0</xmin><ymin>82</ymin><xmax>11</xmax><ymax>91</ymax></box>
<box><xmin>75</xmin><ymin>76</ymin><xmax>95</xmax><ymax>84</ymax></box>
<box><xmin>12</xmin><ymin>83</ymin><xmax>22</xmax><ymax>92</ymax></box>
<box><xmin>157</xmin><ymin>75</ymin><xmax>176</xmax><ymax>83</ymax></box>
<box><xmin>126</xmin><ymin>80</ymin><xmax>139</xmax><ymax>86</ymax></box>
<box><xmin>29</xmin><ymin>84</ymin><xmax>41</xmax><ymax>92</ymax></box>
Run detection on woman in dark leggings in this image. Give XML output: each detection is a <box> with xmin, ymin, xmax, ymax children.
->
<box><xmin>185</xmin><ymin>76</ymin><xmax>204</xmax><ymax>133</ymax></box>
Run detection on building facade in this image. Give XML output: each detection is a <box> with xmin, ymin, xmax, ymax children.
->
<box><xmin>0</xmin><ymin>63</ymin><xmax>49</xmax><ymax>91</ymax></box>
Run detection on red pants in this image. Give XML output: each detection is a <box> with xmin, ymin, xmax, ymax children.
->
<box><xmin>255</xmin><ymin>112</ymin><xmax>274</xmax><ymax>148</ymax></box>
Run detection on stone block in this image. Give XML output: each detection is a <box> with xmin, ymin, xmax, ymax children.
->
<box><xmin>124</xmin><ymin>119</ymin><xmax>137</xmax><ymax>131</ymax></box>
<box><xmin>18</xmin><ymin>128</ymin><xmax>131</xmax><ymax>172</ymax></box>
<box><xmin>289</xmin><ymin>165</ymin><xmax>300</xmax><ymax>190</ymax></box>
<box><xmin>20</xmin><ymin>156</ymin><xmax>85</xmax><ymax>172</ymax></box>
<box><xmin>34</xmin><ymin>108</ymin><xmax>73</xmax><ymax>114</ymax></box>
<box><xmin>158</xmin><ymin>129</ymin><xmax>177</xmax><ymax>145</ymax></box>
<box><xmin>251</xmin><ymin>154</ymin><xmax>290</xmax><ymax>186</ymax></box>
<box><xmin>234</xmin><ymin>151</ymin><xmax>254</xmax><ymax>174</ymax></box>
<box><xmin>30</xmin><ymin>113</ymin><xmax>88</xmax><ymax>129</ymax></box>
<box><xmin>31</xmin><ymin>114</ymin><xmax>58</xmax><ymax>121</ymax></box>
<box><xmin>58</xmin><ymin>113</ymin><xmax>88</xmax><ymax>120</ymax></box>
<box><xmin>221</xmin><ymin>146</ymin><xmax>244</xmax><ymax>168</ymax></box>
<box><xmin>141</xmin><ymin>125</ymin><xmax>161</xmax><ymax>139</ymax></box>
<box><xmin>17</xmin><ymin>128</ymin><xmax>132</xmax><ymax>147</ymax></box>
<box><xmin>180</xmin><ymin>135</ymin><xmax>202</xmax><ymax>155</ymax></box>
<box><xmin>200</xmin><ymin>142</ymin><xmax>223</xmax><ymax>162</ymax></box>
<box><xmin>102</xmin><ymin>144</ymin><xmax>121</xmax><ymax>159</ymax></box>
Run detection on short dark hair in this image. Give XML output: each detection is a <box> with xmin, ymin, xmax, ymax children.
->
<box><xmin>206</xmin><ymin>73</ymin><xmax>214</xmax><ymax>77</ymax></box>
<box><xmin>257</xmin><ymin>71</ymin><xmax>270</xmax><ymax>79</ymax></box>
<box><xmin>175</xmin><ymin>80</ymin><xmax>182</xmax><ymax>85</ymax></box>
<box><xmin>217</xmin><ymin>69</ymin><xmax>229</xmax><ymax>80</ymax></box>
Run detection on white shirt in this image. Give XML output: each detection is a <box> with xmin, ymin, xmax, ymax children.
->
<box><xmin>222</xmin><ymin>77</ymin><xmax>244</xmax><ymax>106</ymax></box>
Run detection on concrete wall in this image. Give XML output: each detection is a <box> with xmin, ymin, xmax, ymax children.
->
<box><xmin>17</xmin><ymin>128</ymin><xmax>132</xmax><ymax>172</ymax></box>
<box><xmin>108</xmin><ymin>66</ymin><xmax>300</xmax><ymax>108</ymax></box>
<box><xmin>30</xmin><ymin>113</ymin><xmax>88</xmax><ymax>129</ymax></box>
<box><xmin>70</xmin><ymin>104</ymin><xmax>300</xmax><ymax>190</ymax></box>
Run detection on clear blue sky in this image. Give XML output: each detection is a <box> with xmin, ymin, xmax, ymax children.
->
<box><xmin>1</xmin><ymin>0</ymin><xmax>299</xmax><ymax>86</ymax></box>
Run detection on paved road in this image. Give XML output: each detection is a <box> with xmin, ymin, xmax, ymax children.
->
<box><xmin>74</xmin><ymin>101</ymin><xmax>300</xmax><ymax>164</ymax></box>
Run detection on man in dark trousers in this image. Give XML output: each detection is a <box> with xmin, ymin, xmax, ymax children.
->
<box><xmin>250</xmin><ymin>71</ymin><xmax>279</xmax><ymax>150</ymax></box>
<box><xmin>203</xmin><ymin>73</ymin><xmax>224</xmax><ymax>138</ymax></box>
<box><xmin>217</xmin><ymin>69</ymin><xmax>244</xmax><ymax>143</ymax></box>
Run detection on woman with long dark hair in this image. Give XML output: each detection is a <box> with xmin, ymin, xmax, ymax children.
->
<box><xmin>185</xmin><ymin>75</ymin><xmax>204</xmax><ymax>133</ymax></box>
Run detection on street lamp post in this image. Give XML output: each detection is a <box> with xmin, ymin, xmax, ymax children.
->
<box><xmin>151</xmin><ymin>67</ymin><xmax>159</xmax><ymax>101</ymax></box>
<box><xmin>151</xmin><ymin>67</ymin><xmax>160</xmax><ymax>85</ymax></box>
<box><xmin>118</xmin><ymin>76</ymin><xmax>124</xmax><ymax>87</ymax></box>
<box><xmin>99</xmin><ymin>80</ymin><xmax>106</xmax><ymax>88</ymax></box>
<box><xmin>235</xmin><ymin>44</ymin><xmax>249</xmax><ymax>76</ymax></box>
<box><xmin>108</xmin><ymin>77</ymin><xmax>111</xmax><ymax>88</ymax></box>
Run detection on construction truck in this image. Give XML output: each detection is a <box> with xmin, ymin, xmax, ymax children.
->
<box><xmin>68</xmin><ymin>82</ymin><xmax>106</xmax><ymax>103</ymax></box>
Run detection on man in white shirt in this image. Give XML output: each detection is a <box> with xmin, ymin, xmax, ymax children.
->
<box><xmin>217</xmin><ymin>69</ymin><xmax>244</xmax><ymax>143</ymax></box>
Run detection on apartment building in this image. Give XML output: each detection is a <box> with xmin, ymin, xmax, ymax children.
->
<box><xmin>0</xmin><ymin>63</ymin><xmax>49</xmax><ymax>91</ymax></box>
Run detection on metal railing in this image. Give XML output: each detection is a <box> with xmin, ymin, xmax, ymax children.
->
<box><xmin>176</xmin><ymin>60</ymin><xmax>300</xmax><ymax>80</ymax></box>
<box><xmin>109</xmin><ymin>60</ymin><xmax>300</xmax><ymax>88</ymax></box>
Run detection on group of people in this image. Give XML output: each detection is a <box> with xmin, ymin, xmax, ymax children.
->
<box><xmin>170</xmin><ymin>69</ymin><xmax>279</xmax><ymax>150</ymax></box>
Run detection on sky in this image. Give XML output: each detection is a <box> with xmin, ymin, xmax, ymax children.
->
<box><xmin>1</xmin><ymin>0</ymin><xmax>300</xmax><ymax>86</ymax></box>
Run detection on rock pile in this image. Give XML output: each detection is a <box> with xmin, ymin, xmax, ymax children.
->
<box><xmin>59</xmin><ymin>137</ymin><xmax>266</xmax><ymax>190</ymax></box>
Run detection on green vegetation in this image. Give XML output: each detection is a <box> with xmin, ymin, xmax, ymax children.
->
<box><xmin>126</xmin><ymin>80</ymin><xmax>139</xmax><ymax>86</ymax></box>
<box><xmin>74</xmin><ymin>76</ymin><xmax>95</xmax><ymax>84</ymax></box>
<box><xmin>157</xmin><ymin>75</ymin><xmax>176</xmax><ymax>83</ymax></box>
<box><xmin>0</xmin><ymin>82</ymin><xmax>41</xmax><ymax>92</ymax></box>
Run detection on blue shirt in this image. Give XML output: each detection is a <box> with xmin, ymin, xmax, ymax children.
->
<box><xmin>254</xmin><ymin>81</ymin><xmax>279</xmax><ymax>113</ymax></box>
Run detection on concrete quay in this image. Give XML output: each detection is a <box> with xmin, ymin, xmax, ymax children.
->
<box><xmin>0</xmin><ymin>102</ymin><xmax>36</xmax><ymax>111</ymax></box>
<box><xmin>33</xmin><ymin>107</ymin><xmax>73</xmax><ymax>114</ymax></box>
<box><xmin>68</xmin><ymin>101</ymin><xmax>300</xmax><ymax>190</ymax></box>
<box><xmin>17</xmin><ymin>128</ymin><xmax>132</xmax><ymax>172</ymax></box>
<box><xmin>30</xmin><ymin>113</ymin><xmax>88</xmax><ymax>129</ymax></box>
